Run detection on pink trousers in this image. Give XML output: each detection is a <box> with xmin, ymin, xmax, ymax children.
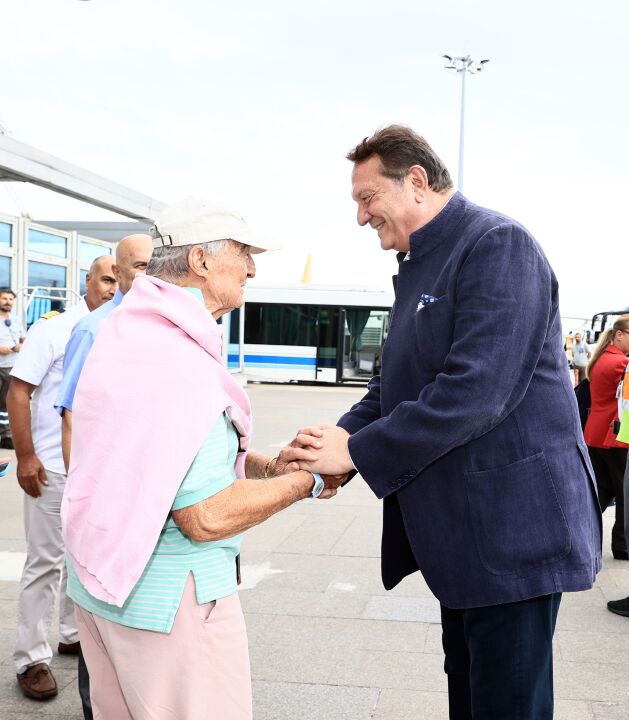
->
<box><xmin>75</xmin><ymin>575</ymin><xmax>252</xmax><ymax>719</ymax></box>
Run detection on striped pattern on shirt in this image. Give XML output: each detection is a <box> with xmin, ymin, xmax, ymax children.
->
<box><xmin>67</xmin><ymin>412</ymin><xmax>242</xmax><ymax>633</ymax></box>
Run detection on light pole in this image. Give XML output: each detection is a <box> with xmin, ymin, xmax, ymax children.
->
<box><xmin>442</xmin><ymin>55</ymin><xmax>489</xmax><ymax>193</ymax></box>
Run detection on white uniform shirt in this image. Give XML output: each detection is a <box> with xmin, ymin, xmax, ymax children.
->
<box><xmin>11</xmin><ymin>300</ymin><xmax>89</xmax><ymax>474</ymax></box>
<box><xmin>0</xmin><ymin>313</ymin><xmax>26</xmax><ymax>369</ymax></box>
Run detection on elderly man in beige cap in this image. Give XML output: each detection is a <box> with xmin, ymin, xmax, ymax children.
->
<box><xmin>61</xmin><ymin>199</ymin><xmax>340</xmax><ymax>720</ymax></box>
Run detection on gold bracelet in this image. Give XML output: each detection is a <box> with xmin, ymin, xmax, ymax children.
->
<box><xmin>263</xmin><ymin>456</ymin><xmax>278</xmax><ymax>479</ymax></box>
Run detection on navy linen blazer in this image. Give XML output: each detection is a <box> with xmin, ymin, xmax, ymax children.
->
<box><xmin>338</xmin><ymin>192</ymin><xmax>602</xmax><ymax>609</ymax></box>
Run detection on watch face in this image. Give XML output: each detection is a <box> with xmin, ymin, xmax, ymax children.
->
<box><xmin>311</xmin><ymin>473</ymin><xmax>325</xmax><ymax>498</ymax></box>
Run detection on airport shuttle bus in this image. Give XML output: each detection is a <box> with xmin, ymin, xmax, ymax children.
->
<box><xmin>224</xmin><ymin>283</ymin><xmax>394</xmax><ymax>384</ymax></box>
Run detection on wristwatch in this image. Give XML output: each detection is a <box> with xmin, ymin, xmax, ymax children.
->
<box><xmin>310</xmin><ymin>472</ymin><xmax>325</xmax><ymax>498</ymax></box>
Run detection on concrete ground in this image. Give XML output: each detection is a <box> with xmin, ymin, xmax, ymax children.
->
<box><xmin>0</xmin><ymin>383</ymin><xmax>628</xmax><ymax>719</ymax></box>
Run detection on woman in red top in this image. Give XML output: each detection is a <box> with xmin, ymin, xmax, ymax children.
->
<box><xmin>584</xmin><ymin>315</ymin><xmax>629</xmax><ymax>559</ymax></box>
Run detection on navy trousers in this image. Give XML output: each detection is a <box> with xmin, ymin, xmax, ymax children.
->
<box><xmin>441</xmin><ymin>593</ymin><xmax>562</xmax><ymax>720</ymax></box>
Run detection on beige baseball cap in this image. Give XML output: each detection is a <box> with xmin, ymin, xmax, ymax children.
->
<box><xmin>150</xmin><ymin>197</ymin><xmax>282</xmax><ymax>254</ymax></box>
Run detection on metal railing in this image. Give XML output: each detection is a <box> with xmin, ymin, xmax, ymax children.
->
<box><xmin>17</xmin><ymin>286</ymin><xmax>82</xmax><ymax>326</ymax></box>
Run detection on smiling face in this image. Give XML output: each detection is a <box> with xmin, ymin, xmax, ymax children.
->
<box><xmin>351</xmin><ymin>155</ymin><xmax>424</xmax><ymax>253</ymax></box>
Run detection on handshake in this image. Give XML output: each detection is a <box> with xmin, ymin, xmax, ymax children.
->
<box><xmin>272</xmin><ymin>424</ymin><xmax>355</xmax><ymax>500</ymax></box>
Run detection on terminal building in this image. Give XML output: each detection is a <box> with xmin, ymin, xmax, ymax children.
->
<box><xmin>0</xmin><ymin>132</ymin><xmax>162</xmax><ymax>323</ymax></box>
<box><xmin>0</xmin><ymin>212</ymin><xmax>121</xmax><ymax>321</ymax></box>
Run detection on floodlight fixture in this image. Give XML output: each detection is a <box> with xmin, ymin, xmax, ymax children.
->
<box><xmin>442</xmin><ymin>53</ymin><xmax>490</xmax><ymax>193</ymax></box>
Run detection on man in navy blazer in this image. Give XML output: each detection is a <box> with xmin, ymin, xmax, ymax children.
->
<box><xmin>297</xmin><ymin>125</ymin><xmax>602</xmax><ymax>719</ymax></box>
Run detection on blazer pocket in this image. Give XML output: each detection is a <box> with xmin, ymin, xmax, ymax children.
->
<box><xmin>414</xmin><ymin>297</ymin><xmax>453</xmax><ymax>370</ymax></box>
<box><xmin>465</xmin><ymin>452</ymin><xmax>571</xmax><ymax>576</ymax></box>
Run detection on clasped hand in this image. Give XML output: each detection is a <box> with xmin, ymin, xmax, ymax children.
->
<box><xmin>276</xmin><ymin>424</ymin><xmax>354</xmax><ymax>499</ymax></box>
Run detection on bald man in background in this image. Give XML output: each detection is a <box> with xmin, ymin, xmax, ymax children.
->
<box><xmin>9</xmin><ymin>256</ymin><xmax>117</xmax><ymax>701</ymax></box>
<box><xmin>55</xmin><ymin>234</ymin><xmax>152</xmax><ymax>719</ymax></box>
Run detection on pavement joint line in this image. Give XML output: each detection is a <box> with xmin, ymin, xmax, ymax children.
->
<box><xmin>556</xmin><ymin>659</ymin><xmax>629</xmax><ymax>666</ymax></box>
<box><xmin>256</xmin><ymin>551</ymin><xmax>381</xmax><ymax>559</ymax></box>
<box><xmin>327</xmin><ymin>515</ymin><xmax>361</xmax><ymax>555</ymax></box>
<box><xmin>260</xmin><ymin>645</ymin><xmax>438</xmax><ymax>658</ymax></box>
<box><xmin>244</xmin><ymin>611</ymin><xmax>375</xmax><ymax>621</ymax></box>
<box><xmin>256</xmin><ymin>678</ymin><xmax>448</xmax><ymax>692</ymax></box>
<box><xmin>372</xmin><ymin>687</ymin><xmax>384</xmax><ymax>715</ymax></box>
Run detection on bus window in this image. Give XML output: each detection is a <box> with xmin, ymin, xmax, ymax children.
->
<box><xmin>316</xmin><ymin>308</ymin><xmax>340</xmax><ymax>382</ymax></box>
<box><xmin>244</xmin><ymin>303</ymin><xmax>318</xmax><ymax>346</ymax></box>
<box><xmin>229</xmin><ymin>308</ymin><xmax>240</xmax><ymax>344</ymax></box>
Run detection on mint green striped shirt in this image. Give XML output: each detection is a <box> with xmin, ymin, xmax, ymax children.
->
<box><xmin>67</xmin><ymin>413</ymin><xmax>242</xmax><ymax>633</ymax></box>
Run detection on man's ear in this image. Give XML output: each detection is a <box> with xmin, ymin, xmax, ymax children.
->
<box><xmin>187</xmin><ymin>246</ymin><xmax>208</xmax><ymax>278</ymax></box>
<box><xmin>408</xmin><ymin>165</ymin><xmax>429</xmax><ymax>200</ymax></box>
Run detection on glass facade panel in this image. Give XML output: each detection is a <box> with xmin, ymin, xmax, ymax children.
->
<box><xmin>79</xmin><ymin>240</ymin><xmax>111</xmax><ymax>265</ymax></box>
<box><xmin>0</xmin><ymin>256</ymin><xmax>11</xmax><ymax>288</ymax></box>
<box><xmin>28</xmin><ymin>229</ymin><xmax>67</xmax><ymax>258</ymax></box>
<box><xmin>80</xmin><ymin>269</ymin><xmax>88</xmax><ymax>295</ymax></box>
<box><xmin>0</xmin><ymin>222</ymin><xmax>12</xmax><ymax>248</ymax></box>
<box><xmin>28</xmin><ymin>261</ymin><xmax>67</xmax><ymax>290</ymax></box>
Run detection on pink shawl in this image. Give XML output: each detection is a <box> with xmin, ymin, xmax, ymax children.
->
<box><xmin>61</xmin><ymin>275</ymin><xmax>251</xmax><ymax>607</ymax></box>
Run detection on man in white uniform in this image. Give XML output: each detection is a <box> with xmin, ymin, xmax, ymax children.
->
<box><xmin>0</xmin><ymin>289</ymin><xmax>25</xmax><ymax>447</ymax></box>
<box><xmin>8</xmin><ymin>256</ymin><xmax>117</xmax><ymax>701</ymax></box>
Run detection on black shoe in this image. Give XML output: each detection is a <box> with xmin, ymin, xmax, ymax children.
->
<box><xmin>612</xmin><ymin>550</ymin><xmax>629</xmax><ymax>560</ymax></box>
<box><xmin>607</xmin><ymin>597</ymin><xmax>629</xmax><ymax>617</ymax></box>
<box><xmin>58</xmin><ymin>641</ymin><xmax>80</xmax><ymax>655</ymax></box>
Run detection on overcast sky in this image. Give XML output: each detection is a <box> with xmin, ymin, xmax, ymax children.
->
<box><xmin>1</xmin><ymin>0</ymin><xmax>627</xmax><ymax>323</ymax></box>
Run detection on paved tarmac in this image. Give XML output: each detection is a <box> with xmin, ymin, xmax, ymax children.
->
<box><xmin>0</xmin><ymin>383</ymin><xmax>628</xmax><ymax>719</ymax></box>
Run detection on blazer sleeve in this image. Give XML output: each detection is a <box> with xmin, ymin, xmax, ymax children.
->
<box><xmin>347</xmin><ymin>224</ymin><xmax>554</xmax><ymax>498</ymax></box>
<box><xmin>337</xmin><ymin>374</ymin><xmax>382</xmax><ymax>434</ymax></box>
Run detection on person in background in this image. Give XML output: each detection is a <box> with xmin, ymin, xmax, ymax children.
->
<box><xmin>54</xmin><ymin>234</ymin><xmax>152</xmax><ymax>719</ymax></box>
<box><xmin>8</xmin><ymin>256</ymin><xmax>117</xmax><ymax>701</ymax></box>
<box><xmin>0</xmin><ymin>288</ymin><xmax>25</xmax><ymax>448</ymax></box>
<box><xmin>572</xmin><ymin>332</ymin><xmax>591</xmax><ymax>386</ymax></box>
<box><xmin>584</xmin><ymin>315</ymin><xmax>629</xmax><ymax>560</ymax></box>
<box><xmin>608</xmin><ymin>363</ymin><xmax>629</xmax><ymax>616</ymax></box>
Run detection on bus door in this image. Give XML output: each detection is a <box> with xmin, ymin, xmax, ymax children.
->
<box><xmin>341</xmin><ymin>308</ymin><xmax>390</xmax><ymax>382</ymax></box>
<box><xmin>315</xmin><ymin>307</ymin><xmax>341</xmax><ymax>383</ymax></box>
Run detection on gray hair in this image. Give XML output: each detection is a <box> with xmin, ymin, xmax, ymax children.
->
<box><xmin>147</xmin><ymin>240</ymin><xmax>233</xmax><ymax>281</ymax></box>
